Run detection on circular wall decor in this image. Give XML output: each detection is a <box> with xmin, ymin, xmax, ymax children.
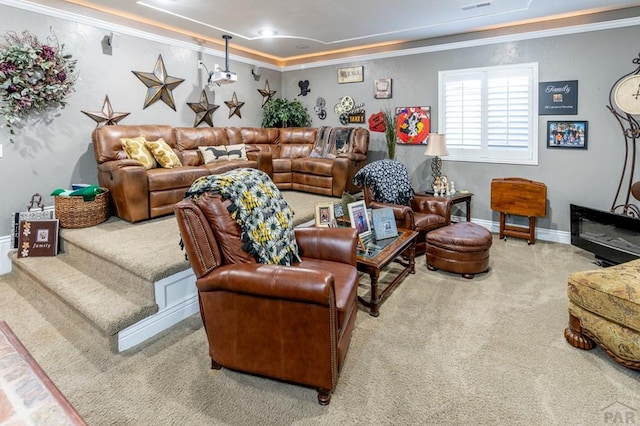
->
<box><xmin>614</xmin><ymin>74</ymin><xmax>640</xmax><ymax>115</ymax></box>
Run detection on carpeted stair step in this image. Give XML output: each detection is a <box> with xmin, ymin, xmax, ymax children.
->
<box><xmin>8</xmin><ymin>253</ymin><xmax>158</xmax><ymax>343</ymax></box>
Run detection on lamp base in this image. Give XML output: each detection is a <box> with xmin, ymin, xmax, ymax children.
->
<box><xmin>430</xmin><ymin>156</ymin><xmax>443</xmax><ymax>184</ymax></box>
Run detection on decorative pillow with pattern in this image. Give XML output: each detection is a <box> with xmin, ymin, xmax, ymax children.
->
<box><xmin>121</xmin><ymin>136</ymin><xmax>157</xmax><ymax>170</ymax></box>
<box><xmin>145</xmin><ymin>138</ymin><xmax>182</xmax><ymax>168</ymax></box>
<box><xmin>225</xmin><ymin>144</ymin><xmax>247</xmax><ymax>161</ymax></box>
<box><xmin>199</xmin><ymin>145</ymin><xmax>229</xmax><ymax>163</ymax></box>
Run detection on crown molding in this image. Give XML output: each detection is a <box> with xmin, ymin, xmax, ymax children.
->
<box><xmin>2</xmin><ymin>0</ymin><xmax>639</xmax><ymax>72</ymax></box>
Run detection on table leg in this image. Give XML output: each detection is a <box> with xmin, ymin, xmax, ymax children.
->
<box><xmin>465</xmin><ymin>198</ymin><xmax>471</xmax><ymax>221</ymax></box>
<box><xmin>369</xmin><ymin>269</ymin><xmax>381</xmax><ymax>317</ymax></box>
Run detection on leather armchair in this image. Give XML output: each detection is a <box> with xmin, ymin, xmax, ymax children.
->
<box><xmin>174</xmin><ymin>195</ymin><xmax>359</xmax><ymax>405</ymax></box>
<box><xmin>363</xmin><ymin>185</ymin><xmax>452</xmax><ymax>254</ymax></box>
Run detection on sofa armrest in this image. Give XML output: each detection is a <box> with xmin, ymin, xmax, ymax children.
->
<box><xmin>295</xmin><ymin>227</ymin><xmax>357</xmax><ymax>266</ymax></box>
<box><xmin>247</xmin><ymin>150</ymin><xmax>273</xmax><ymax>177</ymax></box>
<box><xmin>411</xmin><ymin>195</ymin><xmax>452</xmax><ymax>223</ymax></box>
<box><xmin>197</xmin><ymin>263</ymin><xmax>335</xmax><ymax>306</ymax></box>
<box><xmin>96</xmin><ymin>160</ymin><xmax>150</xmax><ymax>222</ymax></box>
<box><xmin>369</xmin><ymin>201</ymin><xmax>414</xmax><ymax>230</ymax></box>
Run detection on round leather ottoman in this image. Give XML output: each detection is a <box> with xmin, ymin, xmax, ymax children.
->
<box><xmin>425</xmin><ymin>222</ymin><xmax>492</xmax><ymax>279</ymax></box>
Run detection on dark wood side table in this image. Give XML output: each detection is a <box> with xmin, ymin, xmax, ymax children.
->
<box><xmin>425</xmin><ymin>190</ymin><xmax>474</xmax><ymax>221</ymax></box>
<box><xmin>356</xmin><ymin>229</ymin><xmax>418</xmax><ymax>317</ymax></box>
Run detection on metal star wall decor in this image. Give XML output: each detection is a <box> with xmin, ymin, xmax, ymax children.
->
<box><xmin>132</xmin><ymin>54</ymin><xmax>185</xmax><ymax>110</ymax></box>
<box><xmin>187</xmin><ymin>90</ymin><xmax>219</xmax><ymax>127</ymax></box>
<box><xmin>258</xmin><ymin>80</ymin><xmax>277</xmax><ymax>107</ymax></box>
<box><xmin>81</xmin><ymin>95</ymin><xmax>130</xmax><ymax>126</ymax></box>
<box><xmin>225</xmin><ymin>92</ymin><xmax>245</xmax><ymax>119</ymax></box>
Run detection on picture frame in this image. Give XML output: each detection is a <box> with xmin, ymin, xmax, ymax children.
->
<box><xmin>374</xmin><ymin>78</ymin><xmax>392</xmax><ymax>99</ymax></box>
<box><xmin>395</xmin><ymin>106</ymin><xmax>431</xmax><ymax>144</ymax></box>
<box><xmin>337</xmin><ymin>66</ymin><xmax>364</xmax><ymax>84</ymax></box>
<box><xmin>347</xmin><ymin>200</ymin><xmax>372</xmax><ymax>241</ymax></box>
<box><xmin>539</xmin><ymin>80</ymin><xmax>578</xmax><ymax>115</ymax></box>
<box><xmin>547</xmin><ymin>120</ymin><xmax>588</xmax><ymax>149</ymax></box>
<box><xmin>315</xmin><ymin>201</ymin><xmax>336</xmax><ymax>227</ymax></box>
<box><xmin>371</xmin><ymin>207</ymin><xmax>398</xmax><ymax>240</ymax></box>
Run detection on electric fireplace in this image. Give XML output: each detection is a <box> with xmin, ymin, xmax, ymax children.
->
<box><xmin>570</xmin><ymin>204</ymin><xmax>640</xmax><ymax>266</ymax></box>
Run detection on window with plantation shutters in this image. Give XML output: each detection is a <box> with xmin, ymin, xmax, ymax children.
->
<box><xmin>438</xmin><ymin>63</ymin><xmax>538</xmax><ymax>165</ymax></box>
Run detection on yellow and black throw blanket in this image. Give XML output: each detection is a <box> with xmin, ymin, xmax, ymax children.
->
<box><xmin>185</xmin><ymin>168</ymin><xmax>300</xmax><ymax>265</ymax></box>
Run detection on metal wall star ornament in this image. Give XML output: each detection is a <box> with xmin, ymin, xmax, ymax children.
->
<box><xmin>225</xmin><ymin>92</ymin><xmax>245</xmax><ymax>119</ymax></box>
<box><xmin>187</xmin><ymin>90</ymin><xmax>219</xmax><ymax>127</ymax></box>
<box><xmin>258</xmin><ymin>80</ymin><xmax>277</xmax><ymax>107</ymax></box>
<box><xmin>81</xmin><ymin>95</ymin><xmax>130</xmax><ymax>126</ymax></box>
<box><xmin>132</xmin><ymin>55</ymin><xmax>185</xmax><ymax>110</ymax></box>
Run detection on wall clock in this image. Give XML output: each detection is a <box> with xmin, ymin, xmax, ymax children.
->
<box><xmin>614</xmin><ymin>73</ymin><xmax>640</xmax><ymax>115</ymax></box>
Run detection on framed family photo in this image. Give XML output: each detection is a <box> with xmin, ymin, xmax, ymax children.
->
<box><xmin>547</xmin><ymin>120</ymin><xmax>588</xmax><ymax>149</ymax></box>
<box><xmin>314</xmin><ymin>202</ymin><xmax>335</xmax><ymax>227</ymax></box>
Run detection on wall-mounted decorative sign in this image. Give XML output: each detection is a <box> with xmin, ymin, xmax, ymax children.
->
<box><xmin>547</xmin><ymin>120</ymin><xmax>588</xmax><ymax>149</ymax></box>
<box><xmin>395</xmin><ymin>106</ymin><xmax>430</xmax><ymax>144</ymax></box>
<box><xmin>374</xmin><ymin>78</ymin><xmax>392</xmax><ymax>99</ymax></box>
<box><xmin>337</xmin><ymin>66</ymin><xmax>364</xmax><ymax>84</ymax></box>
<box><xmin>297</xmin><ymin>80</ymin><xmax>311</xmax><ymax>96</ymax></box>
<box><xmin>539</xmin><ymin>80</ymin><xmax>578</xmax><ymax>115</ymax></box>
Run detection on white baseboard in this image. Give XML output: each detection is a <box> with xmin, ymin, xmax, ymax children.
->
<box><xmin>118</xmin><ymin>268</ymin><xmax>198</xmax><ymax>352</ymax></box>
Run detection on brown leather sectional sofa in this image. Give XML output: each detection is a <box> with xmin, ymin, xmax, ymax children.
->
<box><xmin>92</xmin><ymin>125</ymin><xmax>369</xmax><ymax>222</ymax></box>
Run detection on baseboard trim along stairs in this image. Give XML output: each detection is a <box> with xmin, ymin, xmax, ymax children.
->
<box><xmin>6</xmin><ymin>216</ymin><xmax>196</xmax><ymax>353</ymax></box>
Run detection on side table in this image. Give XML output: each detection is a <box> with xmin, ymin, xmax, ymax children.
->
<box><xmin>425</xmin><ymin>190</ymin><xmax>473</xmax><ymax>222</ymax></box>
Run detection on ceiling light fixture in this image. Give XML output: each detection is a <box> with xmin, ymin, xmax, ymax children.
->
<box><xmin>258</xmin><ymin>29</ymin><xmax>278</xmax><ymax>37</ymax></box>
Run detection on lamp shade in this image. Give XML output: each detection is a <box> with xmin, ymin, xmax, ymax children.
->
<box><xmin>424</xmin><ymin>133</ymin><xmax>448</xmax><ymax>157</ymax></box>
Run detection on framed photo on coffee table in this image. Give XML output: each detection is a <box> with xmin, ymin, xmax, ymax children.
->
<box><xmin>315</xmin><ymin>202</ymin><xmax>335</xmax><ymax>227</ymax></box>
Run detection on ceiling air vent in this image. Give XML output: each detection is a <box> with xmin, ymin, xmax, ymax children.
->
<box><xmin>461</xmin><ymin>1</ymin><xmax>492</xmax><ymax>11</ymax></box>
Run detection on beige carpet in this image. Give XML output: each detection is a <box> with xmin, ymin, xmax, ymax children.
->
<box><xmin>1</xmin><ymin>236</ymin><xmax>639</xmax><ymax>425</ymax></box>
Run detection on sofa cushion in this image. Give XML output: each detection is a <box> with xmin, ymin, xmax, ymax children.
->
<box><xmin>145</xmin><ymin>138</ymin><xmax>182</xmax><ymax>168</ymax></box>
<box><xmin>291</xmin><ymin>158</ymin><xmax>334</xmax><ymax>176</ymax></box>
<box><xmin>121</xmin><ymin>136</ymin><xmax>157</xmax><ymax>170</ymax></box>
<box><xmin>199</xmin><ymin>145</ymin><xmax>229</xmax><ymax>163</ymax></box>
<box><xmin>147</xmin><ymin>166</ymin><xmax>209</xmax><ymax>191</ymax></box>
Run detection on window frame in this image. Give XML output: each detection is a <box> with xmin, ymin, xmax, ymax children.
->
<box><xmin>438</xmin><ymin>62</ymin><xmax>539</xmax><ymax>165</ymax></box>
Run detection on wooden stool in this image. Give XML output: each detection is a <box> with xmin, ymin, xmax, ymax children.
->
<box><xmin>425</xmin><ymin>222</ymin><xmax>492</xmax><ymax>279</ymax></box>
<box><xmin>490</xmin><ymin>177</ymin><xmax>547</xmax><ymax>245</ymax></box>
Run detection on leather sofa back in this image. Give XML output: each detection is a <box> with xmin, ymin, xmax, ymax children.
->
<box><xmin>279</xmin><ymin>127</ymin><xmax>316</xmax><ymax>159</ymax></box>
<box><xmin>241</xmin><ymin>127</ymin><xmax>281</xmax><ymax>157</ymax></box>
<box><xmin>93</xmin><ymin>125</ymin><xmax>176</xmax><ymax>164</ymax></box>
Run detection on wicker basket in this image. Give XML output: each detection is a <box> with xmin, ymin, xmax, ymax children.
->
<box><xmin>54</xmin><ymin>189</ymin><xmax>110</xmax><ymax>228</ymax></box>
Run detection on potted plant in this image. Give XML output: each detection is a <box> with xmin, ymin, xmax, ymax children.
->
<box><xmin>382</xmin><ymin>108</ymin><xmax>398</xmax><ymax>160</ymax></box>
<box><xmin>262</xmin><ymin>98</ymin><xmax>311</xmax><ymax>128</ymax></box>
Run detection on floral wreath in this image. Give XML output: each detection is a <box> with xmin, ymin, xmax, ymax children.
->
<box><xmin>0</xmin><ymin>30</ymin><xmax>77</xmax><ymax>142</ymax></box>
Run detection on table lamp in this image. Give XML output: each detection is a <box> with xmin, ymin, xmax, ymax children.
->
<box><xmin>424</xmin><ymin>133</ymin><xmax>449</xmax><ymax>184</ymax></box>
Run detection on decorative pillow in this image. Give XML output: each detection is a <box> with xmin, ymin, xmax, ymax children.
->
<box><xmin>121</xmin><ymin>136</ymin><xmax>157</xmax><ymax>170</ymax></box>
<box><xmin>199</xmin><ymin>145</ymin><xmax>229</xmax><ymax>163</ymax></box>
<box><xmin>145</xmin><ymin>138</ymin><xmax>182</xmax><ymax>168</ymax></box>
<box><xmin>225</xmin><ymin>144</ymin><xmax>247</xmax><ymax>161</ymax></box>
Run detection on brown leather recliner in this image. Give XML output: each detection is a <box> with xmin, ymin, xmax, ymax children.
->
<box><xmin>174</xmin><ymin>193</ymin><xmax>359</xmax><ymax>405</ymax></box>
<box><xmin>363</xmin><ymin>185</ymin><xmax>452</xmax><ymax>254</ymax></box>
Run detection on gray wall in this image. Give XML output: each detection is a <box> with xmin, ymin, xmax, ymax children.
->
<box><xmin>1</xmin><ymin>4</ymin><xmax>638</xmax><ymax>236</ymax></box>
<box><xmin>282</xmin><ymin>27</ymin><xmax>639</xmax><ymax>232</ymax></box>
<box><xmin>0</xmin><ymin>5</ymin><xmax>281</xmax><ymax>235</ymax></box>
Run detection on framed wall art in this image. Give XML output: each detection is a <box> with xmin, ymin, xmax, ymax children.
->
<box><xmin>337</xmin><ymin>66</ymin><xmax>364</xmax><ymax>84</ymax></box>
<box><xmin>547</xmin><ymin>120</ymin><xmax>588</xmax><ymax>149</ymax></box>
<box><xmin>539</xmin><ymin>80</ymin><xmax>578</xmax><ymax>115</ymax></box>
<box><xmin>395</xmin><ymin>106</ymin><xmax>431</xmax><ymax>144</ymax></box>
<box><xmin>374</xmin><ymin>78</ymin><xmax>392</xmax><ymax>99</ymax></box>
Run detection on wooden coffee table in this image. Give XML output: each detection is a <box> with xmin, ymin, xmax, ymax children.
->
<box><xmin>356</xmin><ymin>229</ymin><xmax>418</xmax><ymax>317</ymax></box>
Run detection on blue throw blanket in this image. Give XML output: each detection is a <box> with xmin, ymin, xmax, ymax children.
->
<box><xmin>185</xmin><ymin>169</ymin><xmax>300</xmax><ymax>265</ymax></box>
